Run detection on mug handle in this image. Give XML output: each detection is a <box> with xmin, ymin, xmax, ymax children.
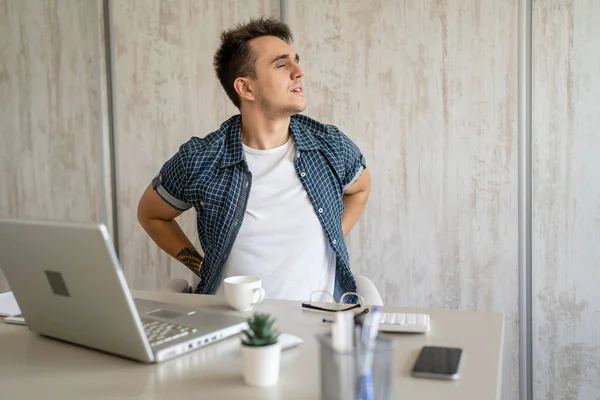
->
<box><xmin>251</xmin><ymin>287</ymin><xmax>266</xmax><ymax>306</ymax></box>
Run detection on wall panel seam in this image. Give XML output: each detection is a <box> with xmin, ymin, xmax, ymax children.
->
<box><xmin>518</xmin><ymin>0</ymin><xmax>533</xmax><ymax>399</ymax></box>
<box><xmin>102</xmin><ymin>0</ymin><xmax>120</xmax><ymax>257</ymax></box>
<box><xmin>279</xmin><ymin>0</ymin><xmax>286</xmax><ymax>22</ymax></box>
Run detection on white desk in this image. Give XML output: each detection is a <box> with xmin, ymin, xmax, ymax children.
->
<box><xmin>0</xmin><ymin>290</ymin><xmax>504</xmax><ymax>399</ymax></box>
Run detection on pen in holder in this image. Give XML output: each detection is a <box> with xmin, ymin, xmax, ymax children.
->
<box><xmin>316</xmin><ymin>332</ymin><xmax>395</xmax><ymax>400</ymax></box>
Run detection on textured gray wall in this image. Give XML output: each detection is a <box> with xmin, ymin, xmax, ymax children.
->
<box><xmin>286</xmin><ymin>1</ymin><xmax>519</xmax><ymax>399</ymax></box>
<box><xmin>532</xmin><ymin>0</ymin><xmax>600</xmax><ymax>398</ymax></box>
<box><xmin>0</xmin><ymin>0</ymin><xmax>110</xmax><ymax>293</ymax></box>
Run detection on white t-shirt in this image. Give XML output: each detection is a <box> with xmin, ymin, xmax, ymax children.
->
<box><xmin>217</xmin><ymin>136</ymin><xmax>336</xmax><ymax>301</ymax></box>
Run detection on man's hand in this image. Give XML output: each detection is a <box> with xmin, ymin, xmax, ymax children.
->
<box><xmin>137</xmin><ymin>184</ymin><xmax>203</xmax><ymax>277</ymax></box>
<box><xmin>341</xmin><ymin>169</ymin><xmax>371</xmax><ymax>237</ymax></box>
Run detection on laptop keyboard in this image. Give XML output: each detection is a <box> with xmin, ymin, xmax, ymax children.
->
<box><xmin>142</xmin><ymin>319</ymin><xmax>196</xmax><ymax>347</ymax></box>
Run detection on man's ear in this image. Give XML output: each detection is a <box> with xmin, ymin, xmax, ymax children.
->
<box><xmin>234</xmin><ymin>77</ymin><xmax>255</xmax><ymax>102</ymax></box>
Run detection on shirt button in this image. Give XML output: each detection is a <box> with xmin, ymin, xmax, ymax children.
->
<box><xmin>318</xmin><ymin>208</ymin><xmax>323</xmax><ymax>213</ymax></box>
<box><xmin>296</xmin><ymin>152</ymin><xmax>300</xmax><ymax>158</ymax></box>
<box><xmin>300</xmin><ymin>172</ymin><xmax>306</xmax><ymax>177</ymax></box>
<box><xmin>332</xmin><ymin>239</ymin><xmax>337</xmax><ymax>245</ymax></box>
<box><xmin>200</xmin><ymin>201</ymin><xmax>205</xmax><ymax>207</ymax></box>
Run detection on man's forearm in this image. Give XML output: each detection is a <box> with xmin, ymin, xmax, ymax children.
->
<box><xmin>341</xmin><ymin>191</ymin><xmax>369</xmax><ymax>237</ymax></box>
<box><xmin>139</xmin><ymin>218</ymin><xmax>203</xmax><ymax>277</ymax></box>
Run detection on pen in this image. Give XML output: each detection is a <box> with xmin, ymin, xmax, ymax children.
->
<box><xmin>360</xmin><ymin>306</ymin><xmax>380</xmax><ymax>346</ymax></box>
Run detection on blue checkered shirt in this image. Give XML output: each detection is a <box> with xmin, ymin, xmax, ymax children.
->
<box><xmin>152</xmin><ymin>114</ymin><xmax>367</xmax><ymax>302</ymax></box>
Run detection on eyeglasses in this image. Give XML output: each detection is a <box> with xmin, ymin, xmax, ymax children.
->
<box><xmin>301</xmin><ymin>290</ymin><xmax>364</xmax><ymax>312</ymax></box>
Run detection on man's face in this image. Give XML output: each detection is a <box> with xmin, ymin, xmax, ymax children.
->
<box><xmin>247</xmin><ymin>36</ymin><xmax>306</xmax><ymax>116</ymax></box>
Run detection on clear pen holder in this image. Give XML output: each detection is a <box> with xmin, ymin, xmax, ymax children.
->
<box><xmin>316</xmin><ymin>333</ymin><xmax>395</xmax><ymax>400</ymax></box>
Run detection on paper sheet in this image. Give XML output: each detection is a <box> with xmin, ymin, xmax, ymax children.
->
<box><xmin>0</xmin><ymin>291</ymin><xmax>21</xmax><ymax>317</ymax></box>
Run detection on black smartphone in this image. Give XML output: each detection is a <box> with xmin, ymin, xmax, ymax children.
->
<box><xmin>411</xmin><ymin>346</ymin><xmax>464</xmax><ymax>380</ymax></box>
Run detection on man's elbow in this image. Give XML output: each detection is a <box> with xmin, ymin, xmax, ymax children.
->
<box><xmin>136</xmin><ymin>185</ymin><xmax>158</xmax><ymax>228</ymax></box>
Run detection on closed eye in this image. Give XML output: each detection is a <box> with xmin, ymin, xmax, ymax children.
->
<box><xmin>271</xmin><ymin>53</ymin><xmax>300</xmax><ymax>68</ymax></box>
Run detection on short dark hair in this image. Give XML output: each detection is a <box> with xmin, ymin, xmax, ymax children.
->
<box><xmin>213</xmin><ymin>16</ymin><xmax>293</xmax><ymax>109</ymax></box>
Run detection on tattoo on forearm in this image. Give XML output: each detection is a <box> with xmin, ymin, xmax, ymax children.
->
<box><xmin>176</xmin><ymin>247</ymin><xmax>203</xmax><ymax>277</ymax></box>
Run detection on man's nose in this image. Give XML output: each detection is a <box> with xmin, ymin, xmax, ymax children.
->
<box><xmin>292</xmin><ymin>64</ymin><xmax>304</xmax><ymax>80</ymax></box>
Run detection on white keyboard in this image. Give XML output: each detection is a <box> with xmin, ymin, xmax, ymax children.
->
<box><xmin>377</xmin><ymin>312</ymin><xmax>430</xmax><ymax>333</ymax></box>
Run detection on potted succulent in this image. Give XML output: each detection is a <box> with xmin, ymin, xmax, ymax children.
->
<box><xmin>240</xmin><ymin>312</ymin><xmax>281</xmax><ymax>387</ymax></box>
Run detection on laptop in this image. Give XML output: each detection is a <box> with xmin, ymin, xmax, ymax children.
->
<box><xmin>0</xmin><ymin>218</ymin><xmax>248</xmax><ymax>363</ymax></box>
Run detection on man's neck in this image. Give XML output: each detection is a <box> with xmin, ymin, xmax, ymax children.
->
<box><xmin>240</xmin><ymin>110</ymin><xmax>291</xmax><ymax>150</ymax></box>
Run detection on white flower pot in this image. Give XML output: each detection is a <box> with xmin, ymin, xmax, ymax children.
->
<box><xmin>241</xmin><ymin>342</ymin><xmax>281</xmax><ymax>387</ymax></box>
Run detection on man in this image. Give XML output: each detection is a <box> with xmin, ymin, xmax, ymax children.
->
<box><xmin>137</xmin><ymin>17</ymin><xmax>371</xmax><ymax>302</ymax></box>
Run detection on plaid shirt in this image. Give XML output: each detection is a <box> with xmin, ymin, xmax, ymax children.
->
<box><xmin>152</xmin><ymin>114</ymin><xmax>367</xmax><ymax>302</ymax></box>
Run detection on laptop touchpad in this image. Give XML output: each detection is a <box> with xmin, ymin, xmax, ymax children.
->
<box><xmin>145</xmin><ymin>309</ymin><xmax>184</xmax><ymax>319</ymax></box>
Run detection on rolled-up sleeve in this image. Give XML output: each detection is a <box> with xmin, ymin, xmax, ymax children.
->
<box><xmin>152</xmin><ymin>142</ymin><xmax>193</xmax><ymax>211</ymax></box>
<box><xmin>330</xmin><ymin>126</ymin><xmax>367</xmax><ymax>191</ymax></box>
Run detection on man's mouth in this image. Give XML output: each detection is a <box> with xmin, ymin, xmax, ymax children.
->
<box><xmin>291</xmin><ymin>87</ymin><xmax>303</xmax><ymax>94</ymax></box>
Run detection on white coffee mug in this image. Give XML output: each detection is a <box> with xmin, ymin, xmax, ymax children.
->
<box><xmin>223</xmin><ymin>276</ymin><xmax>266</xmax><ymax>311</ymax></box>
